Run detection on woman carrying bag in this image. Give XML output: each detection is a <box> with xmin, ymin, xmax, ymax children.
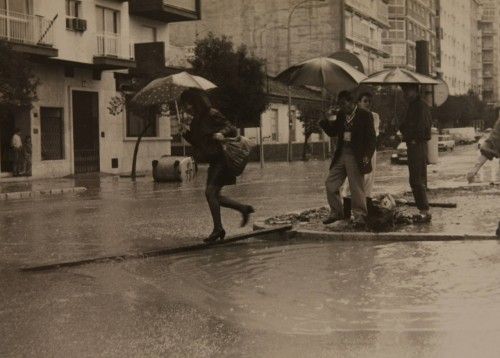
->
<box><xmin>179</xmin><ymin>88</ymin><xmax>254</xmax><ymax>242</ymax></box>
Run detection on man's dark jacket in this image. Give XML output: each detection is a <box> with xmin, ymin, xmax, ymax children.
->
<box><xmin>319</xmin><ymin>107</ymin><xmax>376</xmax><ymax>174</ymax></box>
<box><xmin>399</xmin><ymin>97</ymin><xmax>431</xmax><ymax>143</ymax></box>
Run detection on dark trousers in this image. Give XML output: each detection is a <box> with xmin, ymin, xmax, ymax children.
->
<box><xmin>12</xmin><ymin>148</ymin><xmax>23</xmax><ymax>176</ymax></box>
<box><xmin>407</xmin><ymin>141</ymin><xmax>429</xmax><ymax>211</ymax></box>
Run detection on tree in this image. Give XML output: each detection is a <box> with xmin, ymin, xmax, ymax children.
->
<box><xmin>0</xmin><ymin>42</ymin><xmax>39</xmax><ymax>114</ymax></box>
<box><xmin>108</xmin><ymin>75</ymin><xmax>167</xmax><ymax>180</ymax></box>
<box><xmin>296</xmin><ymin>100</ymin><xmax>323</xmax><ymax>160</ymax></box>
<box><xmin>432</xmin><ymin>91</ymin><xmax>490</xmax><ymax>129</ymax></box>
<box><xmin>189</xmin><ymin>33</ymin><xmax>269</xmax><ymax>128</ymax></box>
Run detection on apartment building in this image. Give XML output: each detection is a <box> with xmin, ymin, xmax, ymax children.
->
<box><xmin>480</xmin><ymin>0</ymin><xmax>500</xmax><ymax>106</ymax></box>
<box><xmin>436</xmin><ymin>0</ymin><xmax>482</xmax><ymax>95</ymax></box>
<box><xmin>0</xmin><ymin>0</ymin><xmax>200</xmax><ymax>178</ymax></box>
<box><xmin>383</xmin><ymin>0</ymin><xmax>438</xmax><ymax>75</ymax></box>
<box><xmin>170</xmin><ymin>0</ymin><xmax>390</xmax><ymax>76</ymax></box>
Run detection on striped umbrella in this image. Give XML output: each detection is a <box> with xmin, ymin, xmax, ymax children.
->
<box><xmin>131</xmin><ymin>71</ymin><xmax>217</xmax><ymax>106</ymax></box>
<box><xmin>361</xmin><ymin>67</ymin><xmax>440</xmax><ymax>85</ymax></box>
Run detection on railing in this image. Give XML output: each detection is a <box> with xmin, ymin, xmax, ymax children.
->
<box><xmin>96</xmin><ymin>32</ymin><xmax>120</xmax><ymax>57</ymax></box>
<box><xmin>163</xmin><ymin>0</ymin><xmax>197</xmax><ymax>12</ymax></box>
<box><xmin>0</xmin><ymin>9</ymin><xmax>54</xmax><ymax>46</ymax></box>
<box><xmin>345</xmin><ymin>0</ymin><xmax>389</xmax><ymax>25</ymax></box>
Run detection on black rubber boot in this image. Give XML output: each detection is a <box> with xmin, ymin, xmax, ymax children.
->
<box><xmin>343</xmin><ymin>197</ymin><xmax>352</xmax><ymax>220</ymax></box>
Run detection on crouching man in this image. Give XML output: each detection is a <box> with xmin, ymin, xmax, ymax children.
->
<box><xmin>320</xmin><ymin>91</ymin><xmax>376</xmax><ymax>227</ymax></box>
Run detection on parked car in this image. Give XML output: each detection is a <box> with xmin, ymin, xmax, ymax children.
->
<box><xmin>445</xmin><ymin>127</ymin><xmax>477</xmax><ymax>144</ymax></box>
<box><xmin>438</xmin><ymin>135</ymin><xmax>455</xmax><ymax>151</ymax></box>
<box><xmin>391</xmin><ymin>141</ymin><xmax>407</xmax><ymax>164</ymax></box>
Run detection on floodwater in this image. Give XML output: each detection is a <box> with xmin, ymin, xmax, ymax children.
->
<box><xmin>1</xmin><ymin>145</ymin><xmax>500</xmax><ymax>357</ymax></box>
<box><xmin>4</xmin><ymin>238</ymin><xmax>500</xmax><ymax>357</ymax></box>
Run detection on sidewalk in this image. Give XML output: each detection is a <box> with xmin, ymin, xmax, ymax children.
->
<box><xmin>0</xmin><ymin>175</ymin><xmax>87</xmax><ymax>200</ymax></box>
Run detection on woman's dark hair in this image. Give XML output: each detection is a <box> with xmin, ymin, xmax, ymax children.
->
<box><xmin>179</xmin><ymin>88</ymin><xmax>212</xmax><ymax>116</ymax></box>
<box><xmin>357</xmin><ymin>92</ymin><xmax>372</xmax><ymax>102</ymax></box>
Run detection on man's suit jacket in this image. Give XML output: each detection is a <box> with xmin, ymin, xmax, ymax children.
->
<box><xmin>319</xmin><ymin>107</ymin><xmax>376</xmax><ymax>174</ymax></box>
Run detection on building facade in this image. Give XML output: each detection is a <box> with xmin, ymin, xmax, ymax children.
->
<box><xmin>0</xmin><ymin>0</ymin><xmax>200</xmax><ymax>178</ymax></box>
<box><xmin>170</xmin><ymin>0</ymin><xmax>390</xmax><ymax>76</ymax></box>
<box><xmin>383</xmin><ymin>0</ymin><xmax>438</xmax><ymax>75</ymax></box>
<box><xmin>436</xmin><ymin>0</ymin><xmax>480</xmax><ymax>95</ymax></box>
<box><xmin>480</xmin><ymin>0</ymin><xmax>500</xmax><ymax>106</ymax></box>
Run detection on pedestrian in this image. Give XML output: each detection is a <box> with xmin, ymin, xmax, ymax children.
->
<box><xmin>399</xmin><ymin>84</ymin><xmax>432</xmax><ymax>223</ymax></box>
<box><xmin>10</xmin><ymin>128</ymin><xmax>23</xmax><ymax>177</ymax></box>
<box><xmin>341</xmin><ymin>92</ymin><xmax>381</xmax><ymax>218</ymax></box>
<box><xmin>466</xmin><ymin>116</ymin><xmax>500</xmax><ymax>183</ymax></box>
<box><xmin>320</xmin><ymin>90</ymin><xmax>377</xmax><ymax>227</ymax></box>
<box><xmin>178</xmin><ymin>88</ymin><xmax>254</xmax><ymax>242</ymax></box>
<box><xmin>23</xmin><ymin>135</ymin><xmax>32</xmax><ymax>176</ymax></box>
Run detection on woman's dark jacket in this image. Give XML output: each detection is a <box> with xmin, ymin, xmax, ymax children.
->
<box><xmin>319</xmin><ymin>107</ymin><xmax>376</xmax><ymax>174</ymax></box>
<box><xmin>182</xmin><ymin>109</ymin><xmax>237</xmax><ymax>163</ymax></box>
<box><xmin>399</xmin><ymin>97</ymin><xmax>432</xmax><ymax>143</ymax></box>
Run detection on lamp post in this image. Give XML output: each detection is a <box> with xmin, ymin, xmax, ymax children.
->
<box><xmin>286</xmin><ymin>0</ymin><xmax>325</xmax><ymax>162</ymax></box>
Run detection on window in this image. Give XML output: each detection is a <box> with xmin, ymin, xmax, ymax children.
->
<box><xmin>0</xmin><ymin>0</ymin><xmax>32</xmax><ymax>13</ymax></box>
<box><xmin>66</xmin><ymin>0</ymin><xmax>81</xmax><ymax>18</ymax></box>
<box><xmin>270</xmin><ymin>108</ymin><xmax>278</xmax><ymax>142</ymax></box>
<box><xmin>41</xmin><ymin>107</ymin><xmax>64</xmax><ymax>160</ymax></box>
<box><xmin>96</xmin><ymin>7</ymin><xmax>120</xmax><ymax>34</ymax></box>
<box><xmin>126</xmin><ymin>108</ymin><xmax>157</xmax><ymax>137</ymax></box>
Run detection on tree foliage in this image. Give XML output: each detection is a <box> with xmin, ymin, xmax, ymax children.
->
<box><xmin>296</xmin><ymin>100</ymin><xmax>323</xmax><ymax>160</ymax></box>
<box><xmin>432</xmin><ymin>91</ymin><xmax>491</xmax><ymax>129</ymax></box>
<box><xmin>0</xmin><ymin>42</ymin><xmax>39</xmax><ymax>112</ymax></box>
<box><xmin>189</xmin><ymin>33</ymin><xmax>269</xmax><ymax>127</ymax></box>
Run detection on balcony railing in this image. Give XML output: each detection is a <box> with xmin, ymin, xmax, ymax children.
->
<box><xmin>0</xmin><ymin>9</ymin><xmax>54</xmax><ymax>46</ymax></box>
<box><xmin>96</xmin><ymin>32</ymin><xmax>120</xmax><ymax>57</ymax></box>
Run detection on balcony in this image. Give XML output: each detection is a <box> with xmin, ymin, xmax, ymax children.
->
<box><xmin>0</xmin><ymin>9</ymin><xmax>57</xmax><ymax>57</ymax></box>
<box><xmin>93</xmin><ymin>32</ymin><xmax>135</xmax><ymax>70</ymax></box>
<box><xmin>345</xmin><ymin>0</ymin><xmax>389</xmax><ymax>27</ymax></box>
<box><xmin>129</xmin><ymin>0</ymin><xmax>200</xmax><ymax>23</ymax></box>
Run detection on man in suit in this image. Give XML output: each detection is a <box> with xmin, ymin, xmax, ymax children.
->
<box><xmin>320</xmin><ymin>90</ymin><xmax>377</xmax><ymax>226</ymax></box>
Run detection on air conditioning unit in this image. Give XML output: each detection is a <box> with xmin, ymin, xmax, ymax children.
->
<box><xmin>72</xmin><ymin>18</ymin><xmax>87</xmax><ymax>32</ymax></box>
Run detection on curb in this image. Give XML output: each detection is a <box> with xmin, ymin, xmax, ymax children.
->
<box><xmin>0</xmin><ymin>187</ymin><xmax>87</xmax><ymax>201</ymax></box>
<box><xmin>253</xmin><ymin>220</ymin><xmax>499</xmax><ymax>241</ymax></box>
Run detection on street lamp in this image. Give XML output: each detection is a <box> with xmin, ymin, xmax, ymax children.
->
<box><xmin>286</xmin><ymin>0</ymin><xmax>325</xmax><ymax>162</ymax></box>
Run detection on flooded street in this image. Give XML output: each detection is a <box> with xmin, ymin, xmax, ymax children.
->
<box><xmin>1</xmin><ymin>144</ymin><xmax>500</xmax><ymax>357</ymax></box>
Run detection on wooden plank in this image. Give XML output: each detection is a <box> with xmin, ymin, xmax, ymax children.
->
<box><xmin>21</xmin><ymin>225</ymin><xmax>293</xmax><ymax>272</ymax></box>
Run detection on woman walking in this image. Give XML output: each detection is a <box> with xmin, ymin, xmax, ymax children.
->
<box><xmin>179</xmin><ymin>88</ymin><xmax>254</xmax><ymax>242</ymax></box>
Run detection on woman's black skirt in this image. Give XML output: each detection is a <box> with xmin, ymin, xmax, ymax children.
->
<box><xmin>206</xmin><ymin>156</ymin><xmax>236</xmax><ymax>187</ymax></box>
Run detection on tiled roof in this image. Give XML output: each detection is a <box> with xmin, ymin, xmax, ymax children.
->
<box><xmin>265</xmin><ymin>76</ymin><xmax>324</xmax><ymax>102</ymax></box>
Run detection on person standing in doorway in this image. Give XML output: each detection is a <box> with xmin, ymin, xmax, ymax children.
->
<box><xmin>399</xmin><ymin>84</ymin><xmax>432</xmax><ymax>223</ymax></box>
<box><xmin>10</xmin><ymin>128</ymin><xmax>23</xmax><ymax>177</ymax></box>
<box><xmin>342</xmin><ymin>92</ymin><xmax>381</xmax><ymax>219</ymax></box>
<box><xmin>179</xmin><ymin>88</ymin><xmax>254</xmax><ymax>243</ymax></box>
<box><xmin>320</xmin><ymin>90</ymin><xmax>377</xmax><ymax>227</ymax></box>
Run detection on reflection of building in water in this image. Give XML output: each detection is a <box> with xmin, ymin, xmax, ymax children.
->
<box><xmin>170</xmin><ymin>0</ymin><xmax>390</xmax><ymax>76</ymax></box>
<box><xmin>0</xmin><ymin>0</ymin><xmax>200</xmax><ymax>178</ymax></box>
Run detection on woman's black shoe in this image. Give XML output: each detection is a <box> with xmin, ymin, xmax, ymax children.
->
<box><xmin>241</xmin><ymin>206</ymin><xmax>255</xmax><ymax>227</ymax></box>
<box><xmin>204</xmin><ymin>229</ymin><xmax>226</xmax><ymax>243</ymax></box>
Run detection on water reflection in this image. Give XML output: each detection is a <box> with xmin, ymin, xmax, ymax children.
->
<box><xmin>140</xmin><ymin>239</ymin><xmax>500</xmax><ymax>335</ymax></box>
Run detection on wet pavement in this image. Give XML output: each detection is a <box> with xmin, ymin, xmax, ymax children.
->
<box><xmin>1</xmin><ymin>144</ymin><xmax>500</xmax><ymax>357</ymax></box>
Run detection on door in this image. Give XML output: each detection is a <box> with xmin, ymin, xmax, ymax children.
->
<box><xmin>0</xmin><ymin>112</ymin><xmax>15</xmax><ymax>173</ymax></box>
<box><xmin>72</xmin><ymin>91</ymin><xmax>100</xmax><ymax>174</ymax></box>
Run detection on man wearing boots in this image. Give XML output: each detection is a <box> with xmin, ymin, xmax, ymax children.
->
<box><xmin>320</xmin><ymin>91</ymin><xmax>377</xmax><ymax>227</ymax></box>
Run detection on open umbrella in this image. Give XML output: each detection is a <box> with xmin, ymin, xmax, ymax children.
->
<box><xmin>361</xmin><ymin>67</ymin><xmax>440</xmax><ymax>85</ymax></box>
<box><xmin>276</xmin><ymin>57</ymin><xmax>367</xmax><ymax>93</ymax></box>
<box><xmin>131</xmin><ymin>71</ymin><xmax>217</xmax><ymax>106</ymax></box>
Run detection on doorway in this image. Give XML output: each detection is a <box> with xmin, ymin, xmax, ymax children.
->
<box><xmin>72</xmin><ymin>91</ymin><xmax>100</xmax><ymax>174</ymax></box>
<box><xmin>0</xmin><ymin>112</ymin><xmax>15</xmax><ymax>173</ymax></box>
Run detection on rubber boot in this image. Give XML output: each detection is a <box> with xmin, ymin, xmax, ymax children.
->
<box><xmin>343</xmin><ymin>197</ymin><xmax>352</xmax><ymax>220</ymax></box>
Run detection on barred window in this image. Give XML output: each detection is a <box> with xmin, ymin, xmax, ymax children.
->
<box><xmin>41</xmin><ymin>107</ymin><xmax>64</xmax><ymax>160</ymax></box>
<box><xmin>126</xmin><ymin>108</ymin><xmax>157</xmax><ymax>137</ymax></box>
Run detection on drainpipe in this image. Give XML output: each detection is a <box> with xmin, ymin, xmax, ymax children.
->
<box><xmin>339</xmin><ymin>0</ymin><xmax>346</xmax><ymax>50</ymax></box>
